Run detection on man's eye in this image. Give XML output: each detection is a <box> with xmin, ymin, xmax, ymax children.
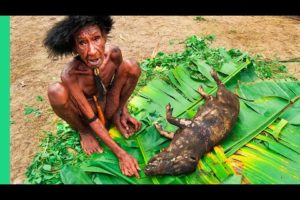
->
<box><xmin>94</xmin><ymin>36</ymin><xmax>101</xmax><ymax>41</ymax></box>
<box><xmin>79</xmin><ymin>41</ymin><xmax>86</xmax><ymax>45</ymax></box>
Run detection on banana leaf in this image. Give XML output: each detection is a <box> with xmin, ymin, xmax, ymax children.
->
<box><xmin>228</xmin><ymin>98</ymin><xmax>300</xmax><ymax>184</ymax></box>
<box><xmin>28</xmin><ymin>35</ymin><xmax>300</xmax><ymax>185</ymax></box>
<box><xmin>60</xmin><ymin>165</ymin><xmax>93</xmax><ymax>184</ymax></box>
<box><xmin>83</xmin><ymin>63</ymin><xmax>299</xmax><ymax>184</ymax></box>
<box><xmin>280</xmin><ymin>98</ymin><xmax>300</xmax><ymax>125</ymax></box>
<box><xmin>56</xmin><ymin>34</ymin><xmax>300</xmax><ymax>184</ymax></box>
<box><xmin>59</xmin><ymin>66</ymin><xmax>300</xmax><ymax>184</ymax></box>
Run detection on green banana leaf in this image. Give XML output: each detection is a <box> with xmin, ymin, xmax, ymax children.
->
<box><xmin>73</xmin><ymin>67</ymin><xmax>299</xmax><ymax>184</ymax></box>
<box><xmin>59</xmin><ymin>55</ymin><xmax>300</xmax><ymax>184</ymax></box>
<box><xmin>60</xmin><ymin>165</ymin><xmax>93</xmax><ymax>184</ymax></box>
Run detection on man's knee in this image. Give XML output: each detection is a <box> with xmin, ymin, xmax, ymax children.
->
<box><xmin>123</xmin><ymin>59</ymin><xmax>141</xmax><ymax>79</ymax></box>
<box><xmin>48</xmin><ymin>82</ymin><xmax>69</xmax><ymax>106</ymax></box>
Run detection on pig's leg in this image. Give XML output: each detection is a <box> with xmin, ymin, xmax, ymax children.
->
<box><xmin>210</xmin><ymin>69</ymin><xmax>229</xmax><ymax>101</ymax></box>
<box><xmin>165</xmin><ymin>103</ymin><xmax>193</xmax><ymax>128</ymax></box>
<box><xmin>154</xmin><ymin>123</ymin><xmax>175</xmax><ymax>139</ymax></box>
<box><xmin>198</xmin><ymin>86</ymin><xmax>213</xmax><ymax>101</ymax></box>
<box><xmin>211</xmin><ymin>69</ymin><xmax>223</xmax><ymax>86</ymax></box>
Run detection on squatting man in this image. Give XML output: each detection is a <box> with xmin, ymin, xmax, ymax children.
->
<box><xmin>45</xmin><ymin>16</ymin><xmax>142</xmax><ymax>178</ymax></box>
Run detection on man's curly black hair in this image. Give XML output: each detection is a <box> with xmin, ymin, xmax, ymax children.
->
<box><xmin>44</xmin><ymin>16</ymin><xmax>114</xmax><ymax>58</ymax></box>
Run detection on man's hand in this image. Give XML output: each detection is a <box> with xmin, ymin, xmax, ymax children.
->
<box><xmin>119</xmin><ymin>153</ymin><xmax>141</xmax><ymax>178</ymax></box>
<box><xmin>120</xmin><ymin>115</ymin><xmax>141</xmax><ymax>134</ymax></box>
<box><xmin>113</xmin><ymin>112</ymin><xmax>141</xmax><ymax>139</ymax></box>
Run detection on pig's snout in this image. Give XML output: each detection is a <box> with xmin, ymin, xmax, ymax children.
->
<box><xmin>145</xmin><ymin>152</ymin><xmax>198</xmax><ymax>176</ymax></box>
<box><xmin>144</xmin><ymin>153</ymin><xmax>170</xmax><ymax>176</ymax></box>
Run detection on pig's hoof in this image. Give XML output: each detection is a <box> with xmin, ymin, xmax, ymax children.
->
<box><xmin>154</xmin><ymin>122</ymin><xmax>163</xmax><ymax>131</ymax></box>
<box><xmin>211</xmin><ymin>68</ymin><xmax>217</xmax><ymax>75</ymax></box>
<box><xmin>166</xmin><ymin>103</ymin><xmax>173</xmax><ymax>112</ymax></box>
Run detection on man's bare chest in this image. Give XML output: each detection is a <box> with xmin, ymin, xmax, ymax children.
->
<box><xmin>77</xmin><ymin>61</ymin><xmax>117</xmax><ymax>97</ymax></box>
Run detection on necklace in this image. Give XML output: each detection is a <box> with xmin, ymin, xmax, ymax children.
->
<box><xmin>93</xmin><ymin>67</ymin><xmax>107</xmax><ymax>102</ymax></box>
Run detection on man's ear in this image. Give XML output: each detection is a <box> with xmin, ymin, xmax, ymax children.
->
<box><xmin>72</xmin><ymin>47</ymin><xmax>78</xmax><ymax>55</ymax></box>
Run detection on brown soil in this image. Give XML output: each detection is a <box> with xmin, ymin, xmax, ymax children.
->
<box><xmin>10</xmin><ymin>16</ymin><xmax>300</xmax><ymax>183</ymax></box>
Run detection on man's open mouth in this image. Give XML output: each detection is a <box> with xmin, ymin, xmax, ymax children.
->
<box><xmin>88</xmin><ymin>58</ymin><xmax>101</xmax><ymax>67</ymax></box>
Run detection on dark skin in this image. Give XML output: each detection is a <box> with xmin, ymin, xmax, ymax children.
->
<box><xmin>48</xmin><ymin>25</ymin><xmax>141</xmax><ymax>178</ymax></box>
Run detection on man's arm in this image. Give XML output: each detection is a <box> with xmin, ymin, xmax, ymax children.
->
<box><xmin>61</xmin><ymin>73</ymin><xmax>140</xmax><ymax>178</ymax></box>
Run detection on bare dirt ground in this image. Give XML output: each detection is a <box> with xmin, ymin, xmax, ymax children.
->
<box><xmin>10</xmin><ymin>16</ymin><xmax>300</xmax><ymax>183</ymax></box>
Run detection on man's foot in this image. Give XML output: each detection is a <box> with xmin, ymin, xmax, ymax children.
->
<box><xmin>79</xmin><ymin>131</ymin><xmax>104</xmax><ymax>155</ymax></box>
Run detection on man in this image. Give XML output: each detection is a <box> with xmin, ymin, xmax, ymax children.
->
<box><xmin>45</xmin><ymin>16</ymin><xmax>141</xmax><ymax>178</ymax></box>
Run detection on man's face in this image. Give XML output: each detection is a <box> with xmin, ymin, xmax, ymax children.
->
<box><xmin>74</xmin><ymin>24</ymin><xmax>106</xmax><ymax>68</ymax></box>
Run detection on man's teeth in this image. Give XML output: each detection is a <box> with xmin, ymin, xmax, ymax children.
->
<box><xmin>88</xmin><ymin>59</ymin><xmax>100</xmax><ymax>65</ymax></box>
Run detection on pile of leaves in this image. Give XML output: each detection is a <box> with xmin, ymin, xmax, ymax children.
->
<box><xmin>25</xmin><ymin>123</ymin><xmax>88</xmax><ymax>184</ymax></box>
<box><xmin>25</xmin><ymin>34</ymin><xmax>300</xmax><ymax>184</ymax></box>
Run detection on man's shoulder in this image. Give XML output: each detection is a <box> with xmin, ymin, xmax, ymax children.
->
<box><xmin>61</xmin><ymin>58</ymin><xmax>80</xmax><ymax>78</ymax></box>
<box><xmin>107</xmin><ymin>45</ymin><xmax>122</xmax><ymax>64</ymax></box>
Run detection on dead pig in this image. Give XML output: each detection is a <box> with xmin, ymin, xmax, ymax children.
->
<box><xmin>144</xmin><ymin>70</ymin><xmax>240</xmax><ymax>176</ymax></box>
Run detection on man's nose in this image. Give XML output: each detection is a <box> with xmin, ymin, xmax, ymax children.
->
<box><xmin>88</xmin><ymin>43</ymin><xmax>97</xmax><ymax>56</ymax></box>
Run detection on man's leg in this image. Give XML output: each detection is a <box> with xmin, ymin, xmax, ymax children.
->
<box><xmin>48</xmin><ymin>82</ymin><xmax>103</xmax><ymax>155</ymax></box>
<box><xmin>105</xmin><ymin>59</ymin><xmax>142</xmax><ymax>138</ymax></box>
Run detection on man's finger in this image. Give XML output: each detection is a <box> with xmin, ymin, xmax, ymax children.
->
<box><xmin>134</xmin><ymin>160</ymin><xmax>141</xmax><ymax>171</ymax></box>
<box><xmin>123</xmin><ymin>168</ymin><xmax>130</xmax><ymax>176</ymax></box>
<box><xmin>120</xmin><ymin>165</ymin><xmax>125</xmax><ymax>175</ymax></box>
<box><xmin>97</xmin><ymin>147</ymin><xmax>104</xmax><ymax>153</ymax></box>
<box><xmin>128</xmin><ymin>128</ymin><xmax>135</xmax><ymax>136</ymax></box>
<box><xmin>133</xmin><ymin>169</ymin><xmax>140</xmax><ymax>179</ymax></box>
<box><xmin>129</xmin><ymin>162</ymin><xmax>140</xmax><ymax>178</ymax></box>
<box><xmin>118</xmin><ymin>124</ymin><xmax>129</xmax><ymax>138</ymax></box>
<box><xmin>124</xmin><ymin>132</ymin><xmax>129</xmax><ymax>139</ymax></box>
<box><xmin>126</xmin><ymin>168</ymin><xmax>133</xmax><ymax>176</ymax></box>
<box><xmin>132</xmin><ymin>120</ymin><xmax>141</xmax><ymax>131</ymax></box>
<box><xmin>121</xmin><ymin>119</ymin><xmax>129</xmax><ymax>131</ymax></box>
<box><xmin>128</xmin><ymin>163</ymin><xmax>138</xmax><ymax>178</ymax></box>
<box><xmin>136</xmin><ymin>122</ymin><xmax>142</xmax><ymax>131</ymax></box>
<box><xmin>86</xmin><ymin>149</ymin><xmax>92</xmax><ymax>156</ymax></box>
